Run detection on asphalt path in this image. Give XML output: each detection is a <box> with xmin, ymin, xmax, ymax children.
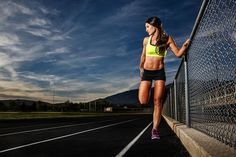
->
<box><xmin>0</xmin><ymin>114</ymin><xmax>190</xmax><ymax>157</ymax></box>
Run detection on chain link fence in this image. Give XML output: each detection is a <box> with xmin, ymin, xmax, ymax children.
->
<box><xmin>163</xmin><ymin>0</ymin><xmax>236</xmax><ymax>148</ymax></box>
<box><xmin>175</xmin><ymin>61</ymin><xmax>186</xmax><ymax>123</ymax></box>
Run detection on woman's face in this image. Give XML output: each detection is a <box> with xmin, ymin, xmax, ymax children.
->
<box><xmin>145</xmin><ymin>23</ymin><xmax>157</xmax><ymax>36</ymax></box>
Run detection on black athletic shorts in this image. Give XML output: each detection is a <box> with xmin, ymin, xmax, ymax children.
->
<box><xmin>141</xmin><ymin>68</ymin><xmax>166</xmax><ymax>81</ymax></box>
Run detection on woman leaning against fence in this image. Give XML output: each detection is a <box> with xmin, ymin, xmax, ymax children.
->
<box><xmin>139</xmin><ymin>16</ymin><xmax>190</xmax><ymax>140</ymax></box>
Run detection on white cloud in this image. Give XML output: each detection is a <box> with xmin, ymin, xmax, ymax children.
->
<box><xmin>0</xmin><ymin>72</ymin><xmax>70</xmax><ymax>103</ymax></box>
<box><xmin>46</xmin><ymin>47</ymin><xmax>69</xmax><ymax>55</ymax></box>
<box><xmin>20</xmin><ymin>72</ymin><xmax>58</xmax><ymax>83</ymax></box>
<box><xmin>56</xmin><ymin>54</ymin><xmax>106</xmax><ymax>68</ymax></box>
<box><xmin>55</xmin><ymin>47</ymin><xmax>68</xmax><ymax>53</ymax></box>
<box><xmin>0</xmin><ymin>79</ymin><xmax>53</xmax><ymax>102</ymax></box>
<box><xmin>111</xmin><ymin>0</ymin><xmax>145</xmax><ymax>20</ymax></box>
<box><xmin>2</xmin><ymin>45</ymin><xmax>22</xmax><ymax>52</ymax></box>
<box><xmin>101</xmin><ymin>0</ymin><xmax>145</xmax><ymax>25</ymax></box>
<box><xmin>101</xmin><ymin>0</ymin><xmax>172</xmax><ymax>26</ymax></box>
<box><xmin>0</xmin><ymin>1</ymin><xmax>33</xmax><ymax>23</ymax></box>
<box><xmin>50</xmin><ymin>35</ymin><xmax>66</xmax><ymax>41</ymax></box>
<box><xmin>0</xmin><ymin>53</ymin><xmax>11</xmax><ymax>67</ymax></box>
<box><xmin>26</xmin><ymin>29</ymin><xmax>52</xmax><ymax>37</ymax></box>
<box><xmin>40</xmin><ymin>7</ymin><xmax>49</xmax><ymax>14</ymax></box>
<box><xmin>8</xmin><ymin>44</ymin><xmax>45</xmax><ymax>62</ymax></box>
<box><xmin>0</xmin><ymin>44</ymin><xmax>46</xmax><ymax>82</ymax></box>
<box><xmin>28</xmin><ymin>18</ymin><xmax>50</xmax><ymax>27</ymax></box>
<box><xmin>0</xmin><ymin>52</ymin><xmax>18</xmax><ymax>79</ymax></box>
<box><xmin>39</xmin><ymin>6</ymin><xmax>60</xmax><ymax>15</ymax></box>
<box><xmin>0</xmin><ymin>33</ymin><xmax>20</xmax><ymax>46</ymax></box>
<box><xmin>12</xmin><ymin>2</ymin><xmax>33</xmax><ymax>15</ymax></box>
<box><xmin>110</xmin><ymin>76</ymin><xmax>140</xmax><ymax>94</ymax></box>
<box><xmin>3</xmin><ymin>66</ymin><xmax>18</xmax><ymax>79</ymax></box>
<box><xmin>10</xmin><ymin>70</ymin><xmax>139</xmax><ymax>102</ymax></box>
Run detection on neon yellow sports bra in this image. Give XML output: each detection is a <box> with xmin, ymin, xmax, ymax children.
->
<box><xmin>146</xmin><ymin>36</ymin><xmax>167</xmax><ymax>57</ymax></box>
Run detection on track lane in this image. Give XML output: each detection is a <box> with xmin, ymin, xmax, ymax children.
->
<box><xmin>0</xmin><ymin>114</ymin><xmax>151</xmax><ymax>156</ymax></box>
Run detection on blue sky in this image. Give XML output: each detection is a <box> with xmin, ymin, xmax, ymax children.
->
<box><xmin>0</xmin><ymin>0</ymin><xmax>201</xmax><ymax>103</ymax></box>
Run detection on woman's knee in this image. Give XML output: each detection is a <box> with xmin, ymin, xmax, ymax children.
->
<box><xmin>138</xmin><ymin>90</ymin><xmax>150</xmax><ymax>105</ymax></box>
<box><xmin>139</xmin><ymin>81</ymin><xmax>151</xmax><ymax>105</ymax></box>
<box><xmin>154</xmin><ymin>98</ymin><xmax>162</xmax><ymax>107</ymax></box>
<box><xmin>139</xmin><ymin>97</ymin><xmax>148</xmax><ymax>105</ymax></box>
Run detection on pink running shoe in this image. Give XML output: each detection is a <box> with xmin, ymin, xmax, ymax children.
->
<box><xmin>151</xmin><ymin>128</ymin><xmax>160</xmax><ymax>140</ymax></box>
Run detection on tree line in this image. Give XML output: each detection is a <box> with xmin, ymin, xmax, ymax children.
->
<box><xmin>0</xmin><ymin>99</ymin><xmax>112</xmax><ymax>112</ymax></box>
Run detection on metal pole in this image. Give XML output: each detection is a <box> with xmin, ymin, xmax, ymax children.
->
<box><xmin>184</xmin><ymin>0</ymin><xmax>209</xmax><ymax>127</ymax></box>
<box><xmin>174</xmin><ymin>79</ymin><xmax>178</xmax><ymax>120</ymax></box>
<box><xmin>189</xmin><ymin>0</ymin><xmax>210</xmax><ymax>40</ymax></box>
<box><xmin>184</xmin><ymin>58</ymin><xmax>190</xmax><ymax>127</ymax></box>
<box><xmin>52</xmin><ymin>79</ymin><xmax>54</xmax><ymax>105</ymax></box>
<box><xmin>95</xmin><ymin>101</ymin><xmax>96</xmax><ymax>112</ymax></box>
<box><xmin>169</xmin><ymin>87</ymin><xmax>172</xmax><ymax>118</ymax></box>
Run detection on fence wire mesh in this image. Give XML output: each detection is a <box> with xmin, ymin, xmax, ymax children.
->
<box><xmin>163</xmin><ymin>0</ymin><xmax>236</xmax><ymax>149</ymax></box>
<box><xmin>163</xmin><ymin>84</ymin><xmax>173</xmax><ymax>118</ymax></box>
<box><xmin>175</xmin><ymin>61</ymin><xmax>186</xmax><ymax>124</ymax></box>
<box><xmin>188</xmin><ymin>0</ymin><xmax>236</xmax><ymax>148</ymax></box>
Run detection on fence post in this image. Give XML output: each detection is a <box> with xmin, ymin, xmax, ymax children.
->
<box><xmin>184</xmin><ymin>57</ymin><xmax>190</xmax><ymax>127</ymax></box>
<box><xmin>169</xmin><ymin>87</ymin><xmax>174</xmax><ymax>118</ymax></box>
<box><xmin>184</xmin><ymin>0</ymin><xmax>209</xmax><ymax>128</ymax></box>
<box><xmin>174</xmin><ymin>79</ymin><xmax>178</xmax><ymax>120</ymax></box>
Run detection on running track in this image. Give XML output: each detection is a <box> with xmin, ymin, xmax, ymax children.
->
<box><xmin>0</xmin><ymin>114</ymin><xmax>190</xmax><ymax>157</ymax></box>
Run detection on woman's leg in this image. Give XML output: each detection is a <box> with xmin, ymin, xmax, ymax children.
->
<box><xmin>153</xmin><ymin>80</ymin><xmax>165</xmax><ymax>130</ymax></box>
<box><xmin>138</xmin><ymin>81</ymin><xmax>152</xmax><ymax>105</ymax></box>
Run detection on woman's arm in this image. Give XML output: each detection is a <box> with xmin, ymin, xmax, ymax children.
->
<box><xmin>168</xmin><ymin>36</ymin><xmax>190</xmax><ymax>58</ymax></box>
<box><xmin>139</xmin><ymin>37</ymin><xmax>148</xmax><ymax>76</ymax></box>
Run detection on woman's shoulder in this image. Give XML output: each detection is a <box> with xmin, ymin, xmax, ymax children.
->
<box><xmin>167</xmin><ymin>35</ymin><xmax>174</xmax><ymax>44</ymax></box>
<box><xmin>143</xmin><ymin>36</ymin><xmax>149</xmax><ymax>45</ymax></box>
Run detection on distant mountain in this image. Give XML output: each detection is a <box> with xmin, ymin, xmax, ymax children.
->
<box><xmin>105</xmin><ymin>88</ymin><xmax>155</xmax><ymax>106</ymax></box>
<box><xmin>105</xmin><ymin>89</ymin><xmax>139</xmax><ymax>106</ymax></box>
<box><xmin>104</xmin><ymin>83</ymin><xmax>173</xmax><ymax>106</ymax></box>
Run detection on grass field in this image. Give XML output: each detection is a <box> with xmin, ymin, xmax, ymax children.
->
<box><xmin>0</xmin><ymin>111</ymin><xmax>150</xmax><ymax>120</ymax></box>
<box><xmin>0</xmin><ymin>112</ymin><xmax>114</xmax><ymax>120</ymax></box>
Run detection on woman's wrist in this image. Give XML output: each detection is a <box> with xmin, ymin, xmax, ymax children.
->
<box><xmin>180</xmin><ymin>40</ymin><xmax>190</xmax><ymax>56</ymax></box>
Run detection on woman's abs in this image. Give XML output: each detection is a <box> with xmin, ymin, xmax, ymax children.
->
<box><xmin>144</xmin><ymin>56</ymin><xmax>164</xmax><ymax>70</ymax></box>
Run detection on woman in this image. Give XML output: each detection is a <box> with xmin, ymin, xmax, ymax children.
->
<box><xmin>139</xmin><ymin>16</ymin><xmax>190</xmax><ymax>140</ymax></box>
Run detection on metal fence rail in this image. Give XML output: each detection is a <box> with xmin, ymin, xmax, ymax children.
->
<box><xmin>162</xmin><ymin>0</ymin><xmax>236</xmax><ymax>148</ymax></box>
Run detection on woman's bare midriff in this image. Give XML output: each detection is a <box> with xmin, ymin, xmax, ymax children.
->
<box><xmin>144</xmin><ymin>56</ymin><xmax>164</xmax><ymax>70</ymax></box>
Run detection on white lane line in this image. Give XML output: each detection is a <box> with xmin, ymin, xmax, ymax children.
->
<box><xmin>115</xmin><ymin>121</ymin><xmax>152</xmax><ymax>157</ymax></box>
<box><xmin>0</xmin><ymin>122</ymin><xmax>69</xmax><ymax>130</ymax></box>
<box><xmin>0</xmin><ymin>119</ymin><xmax>113</xmax><ymax>137</ymax></box>
<box><xmin>0</xmin><ymin>119</ymin><xmax>137</xmax><ymax>154</ymax></box>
